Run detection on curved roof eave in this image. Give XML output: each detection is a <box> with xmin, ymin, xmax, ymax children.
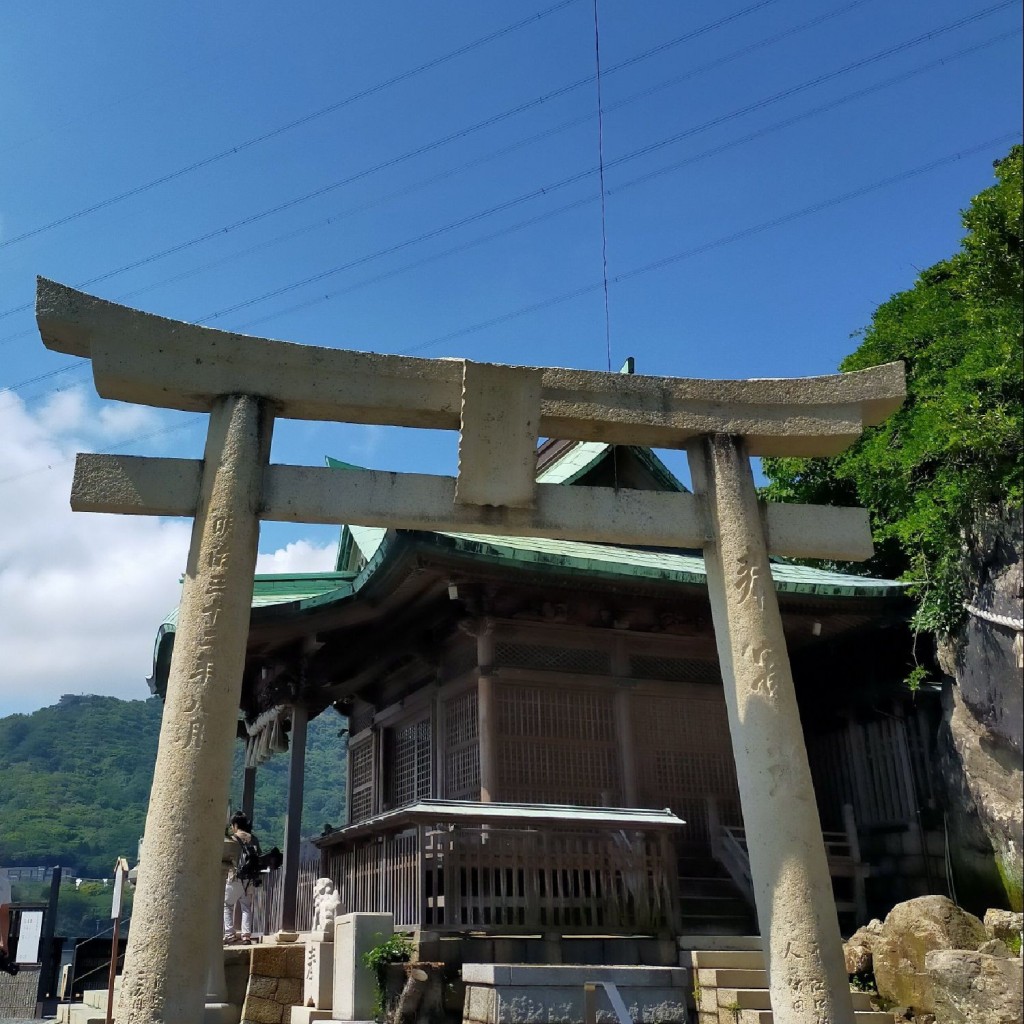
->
<box><xmin>148</xmin><ymin>526</ymin><xmax>907</xmax><ymax>693</ymax></box>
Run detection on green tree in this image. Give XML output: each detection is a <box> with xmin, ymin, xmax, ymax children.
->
<box><xmin>763</xmin><ymin>146</ymin><xmax>1023</xmax><ymax>643</ymax></box>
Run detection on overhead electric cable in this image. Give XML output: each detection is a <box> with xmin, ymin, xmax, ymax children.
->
<box><xmin>592</xmin><ymin>0</ymin><xmax>613</xmax><ymax>374</ymax></box>
<box><xmin>402</xmin><ymin>133</ymin><xmax>1020</xmax><ymax>354</ymax></box>
<box><xmin>226</xmin><ymin>28</ymin><xmax>1018</xmax><ymax>334</ymax></box>
<box><xmin>6</xmin><ymin>129</ymin><xmax>1019</xmax><ymax>436</ymax></box>
<box><xmin>0</xmin><ymin>0</ymin><xmax>583</xmax><ymax>252</ymax></box>
<box><xmin>0</xmin><ymin>0</ymin><xmax>794</xmax><ymax>326</ymax></box>
<box><xmin>3</xmin><ymin>20</ymin><xmax>1014</xmax><ymax>367</ymax></box>
<box><xmin>191</xmin><ymin>7</ymin><xmax>1015</xmax><ymax>326</ymax></box>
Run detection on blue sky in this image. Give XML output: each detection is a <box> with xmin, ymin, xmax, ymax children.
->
<box><xmin>0</xmin><ymin>0</ymin><xmax>1020</xmax><ymax>714</ymax></box>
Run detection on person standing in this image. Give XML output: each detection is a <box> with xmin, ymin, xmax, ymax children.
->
<box><xmin>223</xmin><ymin>811</ymin><xmax>261</xmax><ymax>945</ymax></box>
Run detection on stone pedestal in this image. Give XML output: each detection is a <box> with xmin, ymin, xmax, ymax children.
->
<box><xmin>333</xmin><ymin>913</ymin><xmax>394</xmax><ymax>1021</ymax></box>
<box><xmin>303</xmin><ymin>939</ymin><xmax>335</xmax><ymax>1010</ymax></box>
<box><xmin>689</xmin><ymin>435</ymin><xmax>855</xmax><ymax>1024</ymax></box>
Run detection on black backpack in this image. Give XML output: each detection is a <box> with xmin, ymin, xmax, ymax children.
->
<box><xmin>235</xmin><ymin>835</ymin><xmax>263</xmax><ymax>887</ymax></box>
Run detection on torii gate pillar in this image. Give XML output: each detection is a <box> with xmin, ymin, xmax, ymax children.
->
<box><xmin>36</xmin><ymin>279</ymin><xmax>905</xmax><ymax>1024</ymax></box>
<box><xmin>690</xmin><ymin>435</ymin><xmax>854</xmax><ymax>1024</ymax></box>
<box><xmin>119</xmin><ymin>395</ymin><xmax>273</xmax><ymax>1023</ymax></box>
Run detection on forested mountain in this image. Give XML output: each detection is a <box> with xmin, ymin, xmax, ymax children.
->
<box><xmin>0</xmin><ymin>694</ymin><xmax>348</xmax><ymax>878</ymax></box>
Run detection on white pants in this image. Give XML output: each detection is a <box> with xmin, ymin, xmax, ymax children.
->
<box><xmin>223</xmin><ymin>879</ymin><xmax>253</xmax><ymax>939</ymax></box>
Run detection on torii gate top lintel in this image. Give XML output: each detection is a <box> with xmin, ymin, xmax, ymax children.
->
<box><xmin>37</xmin><ymin>277</ymin><xmax>904</xmax><ymax>456</ymax></box>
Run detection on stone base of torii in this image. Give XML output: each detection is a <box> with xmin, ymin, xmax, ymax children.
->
<box><xmin>36</xmin><ymin>278</ymin><xmax>904</xmax><ymax>1024</ymax></box>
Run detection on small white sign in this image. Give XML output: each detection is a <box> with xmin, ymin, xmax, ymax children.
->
<box><xmin>111</xmin><ymin>857</ymin><xmax>129</xmax><ymax>919</ymax></box>
<box><xmin>15</xmin><ymin>909</ymin><xmax>43</xmax><ymax>964</ymax></box>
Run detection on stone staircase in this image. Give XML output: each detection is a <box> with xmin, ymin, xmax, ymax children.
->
<box><xmin>678</xmin><ymin>848</ymin><xmax>756</xmax><ymax>937</ymax></box>
<box><xmin>679</xmin><ymin>937</ymin><xmax>892</xmax><ymax>1023</ymax></box>
<box><xmin>54</xmin><ymin>984</ymin><xmax>113</xmax><ymax>1024</ymax></box>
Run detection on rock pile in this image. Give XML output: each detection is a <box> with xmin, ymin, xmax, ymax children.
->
<box><xmin>842</xmin><ymin>896</ymin><xmax>1023</xmax><ymax>1023</ymax></box>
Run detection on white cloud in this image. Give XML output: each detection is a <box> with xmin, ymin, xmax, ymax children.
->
<box><xmin>256</xmin><ymin>539</ymin><xmax>336</xmax><ymax>574</ymax></box>
<box><xmin>0</xmin><ymin>390</ymin><xmax>333</xmax><ymax>718</ymax></box>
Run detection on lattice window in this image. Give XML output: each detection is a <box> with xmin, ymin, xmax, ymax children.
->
<box><xmin>387</xmin><ymin>716</ymin><xmax>432</xmax><ymax>809</ymax></box>
<box><xmin>349</xmin><ymin>736</ymin><xmax>374</xmax><ymax>824</ymax></box>
<box><xmin>494</xmin><ymin>641</ymin><xmax>611</xmax><ymax>675</ymax></box>
<box><xmin>495</xmin><ymin>684</ymin><xmax>621</xmax><ymax>804</ymax></box>
<box><xmin>444</xmin><ymin>689</ymin><xmax>480</xmax><ymax>800</ymax></box>
<box><xmin>629</xmin><ymin>653</ymin><xmax>720</xmax><ymax>683</ymax></box>
<box><xmin>631</xmin><ymin>693</ymin><xmax>740</xmax><ymax>842</ymax></box>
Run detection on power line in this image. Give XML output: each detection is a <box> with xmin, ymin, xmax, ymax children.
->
<box><xmin>4</xmin><ymin>24</ymin><xmax>1016</xmax><ymax>393</ymax></box>
<box><xmin>592</xmin><ymin>0</ymin><xmax>614</xmax><ymax>374</ymax></box>
<box><xmin>5</xmin><ymin>132</ymin><xmax>1018</xmax><ymax>477</ymax></box>
<box><xmin>0</xmin><ymin>0</ymin><xmax>583</xmax><ymax>252</ymax></box>
<box><xmin>402</xmin><ymin>133</ymin><xmax>1021</xmax><ymax>355</ymax></box>
<box><xmin>193</xmin><ymin>6</ymin><xmax>1016</xmax><ymax>325</ymax></box>
<box><xmin>227</xmin><ymin>28</ymin><xmax>1019</xmax><ymax>335</ymax></box>
<box><xmin>0</xmin><ymin>0</ymin><xmax>794</xmax><ymax>327</ymax></box>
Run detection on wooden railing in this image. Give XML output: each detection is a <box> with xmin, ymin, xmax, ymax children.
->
<box><xmin>707</xmin><ymin>798</ymin><xmax>869</xmax><ymax>925</ymax></box>
<box><xmin>318</xmin><ymin>802</ymin><xmax>684</xmax><ymax>935</ymax></box>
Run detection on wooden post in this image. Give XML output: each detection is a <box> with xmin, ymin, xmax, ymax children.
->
<box><xmin>476</xmin><ymin>624</ymin><xmax>497</xmax><ymax>802</ymax></box>
<box><xmin>614</xmin><ymin>688</ymin><xmax>637</xmax><ymax>806</ymax></box>
<box><xmin>842</xmin><ymin>803</ymin><xmax>868</xmax><ymax>926</ymax></box>
<box><xmin>106</xmin><ymin>859</ymin><xmax>128</xmax><ymax>1024</ymax></box>
<box><xmin>281</xmin><ymin>704</ymin><xmax>309</xmax><ymax>932</ymax></box>
<box><xmin>241</xmin><ymin>766</ymin><xmax>257</xmax><ymax>824</ymax></box>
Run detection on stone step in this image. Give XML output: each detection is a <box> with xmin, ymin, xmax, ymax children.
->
<box><xmin>81</xmin><ymin>985</ymin><xmax>117</xmax><ymax>1010</ymax></box>
<box><xmin>720</xmin><ymin>987</ymin><xmax>875</xmax><ymax>1011</ymax></box>
<box><xmin>681</xmin><ymin>949</ymin><xmax>764</xmax><ymax>970</ymax></box>
<box><xmin>678</xmin><ymin>934</ymin><xmax>763</xmax><ymax>953</ymax></box>
<box><xmin>753</xmin><ymin>1013</ymin><xmax>893</xmax><ymax>1024</ymax></box>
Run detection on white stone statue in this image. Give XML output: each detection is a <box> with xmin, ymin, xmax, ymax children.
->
<box><xmin>312</xmin><ymin>876</ymin><xmax>342</xmax><ymax>935</ymax></box>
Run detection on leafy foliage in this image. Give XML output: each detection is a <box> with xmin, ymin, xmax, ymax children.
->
<box><xmin>0</xmin><ymin>694</ymin><xmax>348</xmax><ymax>878</ymax></box>
<box><xmin>763</xmin><ymin>146</ymin><xmax>1023</xmax><ymax>638</ymax></box>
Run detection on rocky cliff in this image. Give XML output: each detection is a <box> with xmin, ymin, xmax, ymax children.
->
<box><xmin>938</xmin><ymin>510</ymin><xmax>1024</xmax><ymax>913</ymax></box>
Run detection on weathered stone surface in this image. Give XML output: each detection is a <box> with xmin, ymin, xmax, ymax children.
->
<box><xmin>937</xmin><ymin>682</ymin><xmax>1024</xmax><ymax>914</ymax></box>
<box><xmin>462</xmin><ymin>984</ymin><xmax>688</xmax><ymax>1024</ymax></box>
<box><xmin>979</xmin><ymin>939</ymin><xmax>1013</xmax><ymax>957</ymax></box>
<box><xmin>247</xmin><ymin>976</ymin><xmax>279</xmax><ymax>999</ymax></box>
<box><xmin>275</xmin><ymin>977</ymin><xmax>302</xmax><ymax>1005</ymax></box>
<box><xmin>241</xmin><ymin>992</ymin><xmax>285</xmax><ymax>1023</ymax></box>
<box><xmin>873</xmin><ymin>896</ymin><xmax>988</xmax><ymax>1012</ymax></box>
<box><xmin>937</xmin><ymin>512</ymin><xmax>1024</xmax><ymax>915</ymax></box>
<box><xmin>689</xmin><ymin>435</ymin><xmax>855</xmax><ymax>1024</ymax></box>
<box><xmin>925</xmin><ymin>949</ymin><xmax>1023</xmax><ymax>1024</ymax></box>
<box><xmin>254</xmin><ymin>945</ymin><xmax>305</xmax><ymax>980</ymax></box>
<box><xmin>37</xmin><ymin>277</ymin><xmax>905</xmax><ymax>455</ymax></box>
<box><xmin>986</xmin><ymin>909</ymin><xmax>1024</xmax><ymax>944</ymax></box>
<box><xmin>844</xmin><ymin>919</ymin><xmax>883</xmax><ymax>975</ymax></box>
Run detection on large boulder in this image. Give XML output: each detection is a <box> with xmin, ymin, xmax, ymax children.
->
<box><xmin>925</xmin><ymin>949</ymin><xmax>1023</xmax><ymax>1024</ymax></box>
<box><xmin>873</xmin><ymin>896</ymin><xmax>987</xmax><ymax>1012</ymax></box>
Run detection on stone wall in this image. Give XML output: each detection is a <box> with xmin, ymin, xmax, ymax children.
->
<box><xmin>240</xmin><ymin>943</ymin><xmax>305</xmax><ymax>1024</ymax></box>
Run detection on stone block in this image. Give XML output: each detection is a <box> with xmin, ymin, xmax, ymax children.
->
<box><xmin>255</xmin><ymin>944</ymin><xmax>306</xmax><ymax>979</ymax></box>
<box><xmin>462</xmin><ymin>982</ymin><xmax>688</xmax><ymax>1023</ymax></box>
<box><xmin>249</xmin><ymin>975</ymin><xmax>279</xmax><ymax>999</ymax></box>
<box><xmin>462</xmin><ymin>964</ymin><xmax>513</xmax><ymax>985</ymax></box>
<box><xmin>289</xmin><ymin>1009</ymin><xmax>335</xmax><ymax>1024</ymax></box>
<box><xmin>242</xmin><ymin>993</ymin><xmax>286</xmax><ymax>1024</ymax></box>
<box><xmin>303</xmin><ymin>939</ymin><xmax>335</xmax><ymax>1010</ymax></box>
<box><xmin>276</xmin><ymin>977</ymin><xmax>303</xmax><ymax>1006</ymax></box>
<box><xmin>333</xmin><ymin>913</ymin><xmax>393</xmax><ymax>1022</ymax></box>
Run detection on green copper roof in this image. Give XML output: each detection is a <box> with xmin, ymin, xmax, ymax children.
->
<box><xmin>537</xmin><ymin>441</ymin><xmax>686</xmax><ymax>491</ymax></box>
<box><xmin>429</xmin><ymin>531</ymin><xmax>902</xmax><ymax>597</ymax></box>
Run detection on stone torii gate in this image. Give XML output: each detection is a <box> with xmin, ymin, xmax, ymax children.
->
<box><xmin>37</xmin><ymin>278</ymin><xmax>904</xmax><ymax>1024</ymax></box>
